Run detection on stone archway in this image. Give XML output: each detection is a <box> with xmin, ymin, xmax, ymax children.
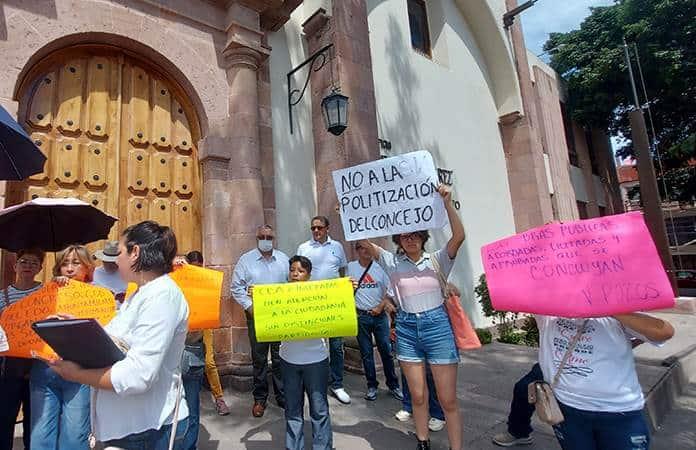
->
<box><xmin>7</xmin><ymin>45</ymin><xmax>204</xmax><ymax>283</ymax></box>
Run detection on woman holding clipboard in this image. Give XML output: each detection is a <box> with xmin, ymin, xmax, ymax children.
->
<box><xmin>46</xmin><ymin>221</ymin><xmax>190</xmax><ymax>450</ymax></box>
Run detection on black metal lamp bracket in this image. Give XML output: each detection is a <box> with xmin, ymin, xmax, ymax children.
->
<box><xmin>287</xmin><ymin>43</ymin><xmax>334</xmax><ymax>134</ymax></box>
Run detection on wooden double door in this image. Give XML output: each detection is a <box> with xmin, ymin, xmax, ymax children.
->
<box><xmin>7</xmin><ymin>48</ymin><xmax>202</xmax><ymax>277</ymax></box>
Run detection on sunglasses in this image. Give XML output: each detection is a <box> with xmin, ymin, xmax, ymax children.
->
<box><xmin>400</xmin><ymin>233</ymin><xmax>421</xmax><ymax>241</ymax></box>
<box><xmin>310</xmin><ymin>226</ymin><xmax>326</xmax><ymax>231</ymax></box>
<box><xmin>257</xmin><ymin>235</ymin><xmax>274</xmax><ymax>241</ymax></box>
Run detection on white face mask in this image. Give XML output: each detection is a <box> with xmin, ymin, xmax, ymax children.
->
<box><xmin>257</xmin><ymin>239</ymin><xmax>274</xmax><ymax>253</ymax></box>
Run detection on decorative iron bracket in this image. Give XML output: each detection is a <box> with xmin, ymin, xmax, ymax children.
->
<box><xmin>287</xmin><ymin>44</ymin><xmax>334</xmax><ymax>134</ymax></box>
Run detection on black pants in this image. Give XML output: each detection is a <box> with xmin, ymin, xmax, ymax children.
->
<box><xmin>247</xmin><ymin>317</ymin><xmax>284</xmax><ymax>405</ymax></box>
<box><xmin>507</xmin><ymin>363</ymin><xmax>544</xmax><ymax>438</ymax></box>
<box><xmin>0</xmin><ymin>376</ymin><xmax>30</xmax><ymax>450</ymax></box>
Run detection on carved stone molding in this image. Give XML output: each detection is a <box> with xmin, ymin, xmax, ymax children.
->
<box><xmin>222</xmin><ymin>45</ymin><xmax>265</xmax><ymax>70</ymax></box>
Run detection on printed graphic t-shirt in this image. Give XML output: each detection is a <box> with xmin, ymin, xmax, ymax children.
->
<box><xmin>537</xmin><ymin>316</ymin><xmax>661</xmax><ymax>412</ymax></box>
<box><xmin>346</xmin><ymin>261</ymin><xmax>393</xmax><ymax>310</ymax></box>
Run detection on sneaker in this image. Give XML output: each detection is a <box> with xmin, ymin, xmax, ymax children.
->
<box><xmin>331</xmin><ymin>388</ymin><xmax>351</xmax><ymax>404</ymax></box>
<box><xmin>365</xmin><ymin>387</ymin><xmax>378</xmax><ymax>401</ymax></box>
<box><xmin>492</xmin><ymin>431</ymin><xmax>533</xmax><ymax>447</ymax></box>
<box><xmin>389</xmin><ymin>387</ymin><xmax>404</xmax><ymax>401</ymax></box>
<box><xmin>428</xmin><ymin>417</ymin><xmax>446</xmax><ymax>432</ymax></box>
<box><xmin>215</xmin><ymin>398</ymin><xmax>230</xmax><ymax>416</ymax></box>
<box><xmin>395</xmin><ymin>409</ymin><xmax>412</xmax><ymax>422</ymax></box>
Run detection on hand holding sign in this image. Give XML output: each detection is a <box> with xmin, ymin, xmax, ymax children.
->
<box><xmin>333</xmin><ymin>151</ymin><xmax>448</xmax><ymax>241</ymax></box>
<box><xmin>0</xmin><ymin>281</ymin><xmax>116</xmax><ymax>359</ymax></box>
<box><xmin>481</xmin><ymin>212</ymin><xmax>675</xmax><ymax>317</ymax></box>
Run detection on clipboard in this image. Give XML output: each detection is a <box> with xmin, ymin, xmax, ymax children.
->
<box><xmin>31</xmin><ymin>318</ymin><xmax>125</xmax><ymax>369</ymax></box>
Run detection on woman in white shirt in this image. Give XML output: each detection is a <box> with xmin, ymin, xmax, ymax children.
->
<box><xmin>536</xmin><ymin>313</ymin><xmax>674</xmax><ymax>450</ymax></box>
<box><xmin>48</xmin><ymin>221</ymin><xmax>190</xmax><ymax>450</ymax></box>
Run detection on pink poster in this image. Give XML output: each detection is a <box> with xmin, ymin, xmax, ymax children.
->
<box><xmin>481</xmin><ymin>212</ymin><xmax>675</xmax><ymax>317</ymax></box>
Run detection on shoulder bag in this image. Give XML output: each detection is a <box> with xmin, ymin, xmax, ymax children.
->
<box><xmin>430</xmin><ymin>256</ymin><xmax>481</xmax><ymax>350</ymax></box>
<box><xmin>528</xmin><ymin>319</ymin><xmax>588</xmax><ymax>426</ymax></box>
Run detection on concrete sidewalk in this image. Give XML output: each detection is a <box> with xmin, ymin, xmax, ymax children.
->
<box><xmin>12</xmin><ymin>310</ymin><xmax>696</xmax><ymax>449</ymax></box>
<box><xmin>191</xmin><ymin>310</ymin><xmax>696</xmax><ymax>449</ymax></box>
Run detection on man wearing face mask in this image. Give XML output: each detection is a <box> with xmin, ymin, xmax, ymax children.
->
<box><xmin>231</xmin><ymin>225</ymin><xmax>289</xmax><ymax>418</ymax></box>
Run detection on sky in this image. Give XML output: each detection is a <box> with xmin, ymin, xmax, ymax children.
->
<box><xmin>521</xmin><ymin>0</ymin><xmax>615</xmax><ymax>59</ymax></box>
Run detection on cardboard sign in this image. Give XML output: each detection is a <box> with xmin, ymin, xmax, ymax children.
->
<box><xmin>124</xmin><ymin>265</ymin><xmax>223</xmax><ymax>330</ymax></box>
<box><xmin>0</xmin><ymin>281</ymin><xmax>116</xmax><ymax>359</ymax></box>
<box><xmin>253</xmin><ymin>278</ymin><xmax>357</xmax><ymax>342</ymax></box>
<box><xmin>170</xmin><ymin>265</ymin><xmax>223</xmax><ymax>330</ymax></box>
<box><xmin>481</xmin><ymin>212</ymin><xmax>675</xmax><ymax>317</ymax></box>
<box><xmin>332</xmin><ymin>150</ymin><xmax>448</xmax><ymax>241</ymax></box>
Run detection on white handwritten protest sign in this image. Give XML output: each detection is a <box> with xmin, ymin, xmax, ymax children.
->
<box><xmin>332</xmin><ymin>151</ymin><xmax>448</xmax><ymax>241</ymax></box>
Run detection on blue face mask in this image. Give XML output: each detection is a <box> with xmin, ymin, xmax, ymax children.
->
<box><xmin>257</xmin><ymin>239</ymin><xmax>273</xmax><ymax>253</ymax></box>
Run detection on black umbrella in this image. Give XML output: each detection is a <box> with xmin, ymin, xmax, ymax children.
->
<box><xmin>0</xmin><ymin>105</ymin><xmax>47</xmax><ymax>180</ymax></box>
<box><xmin>0</xmin><ymin>197</ymin><xmax>117</xmax><ymax>252</ymax></box>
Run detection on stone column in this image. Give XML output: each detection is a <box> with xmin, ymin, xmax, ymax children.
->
<box><xmin>500</xmin><ymin>0</ymin><xmax>554</xmax><ymax>232</ymax></box>
<box><xmin>199</xmin><ymin>1</ymin><xmax>271</xmax><ymax>390</ymax></box>
<box><xmin>302</xmin><ymin>2</ymin><xmax>381</xmax><ymax>374</ymax></box>
<box><xmin>302</xmin><ymin>2</ymin><xmax>380</xmax><ymax>240</ymax></box>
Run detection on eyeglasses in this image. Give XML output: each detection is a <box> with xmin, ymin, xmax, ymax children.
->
<box><xmin>400</xmin><ymin>233</ymin><xmax>421</xmax><ymax>242</ymax></box>
<box><xmin>310</xmin><ymin>226</ymin><xmax>326</xmax><ymax>231</ymax></box>
<box><xmin>17</xmin><ymin>259</ymin><xmax>40</xmax><ymax>267</ymax></box>
<box><xmin>257</xmin><ymin>235</ymin><xmax>274</xmax><ymax>241</ymax></box>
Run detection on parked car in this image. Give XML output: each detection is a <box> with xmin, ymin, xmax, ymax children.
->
<box><xmin>675</xmin><ymin>270</ymin><xmax>696</xmax><ymax>290</ymax></box>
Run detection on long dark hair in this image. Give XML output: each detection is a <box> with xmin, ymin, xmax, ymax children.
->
<box><xmin>122</xmin><ymin>221</ymin><xmax>177</xmax><ymax>275</ymax></box>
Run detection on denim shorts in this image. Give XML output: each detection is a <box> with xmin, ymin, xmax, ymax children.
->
<box><xmin>395</xmin><ymin>304</ymin><xmax>459</xmax><ymax>365</ymax></box>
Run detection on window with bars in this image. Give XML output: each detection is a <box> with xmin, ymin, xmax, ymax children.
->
<box><xmin>408</xmin><ymin>0</ymin><xmax>432</xmax><ymax>56</ymax></box>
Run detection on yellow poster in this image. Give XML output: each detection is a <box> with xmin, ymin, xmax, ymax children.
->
<box><xmin>125</xmin><ymin>264</ymin><xmax>223</xmax><ymax>330</ymax></box>
<box><xmin>253</xmin><ymin>278</ymin><xmax>357</xmax><ymax>342</ymax></box>
<box><xmin>0</xmin><ymin>281</ymin><xmax>116</xmax><ymax>359</ymax></box>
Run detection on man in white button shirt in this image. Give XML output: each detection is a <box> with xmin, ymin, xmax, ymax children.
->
<box><xmin>231</xmin><ymin>225</ymin><xmax>289</xmax><ymax>418</ymax></box>
<box><xmin>296</xmin><ymin>215</ymin><xmax>351</xmax><ymax>404</ymax></box>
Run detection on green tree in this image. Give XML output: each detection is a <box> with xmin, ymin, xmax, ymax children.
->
<box><xmin>544</xmin><ymin>0</ymin><xmax>696</xmax><ymax>201</ymax></box>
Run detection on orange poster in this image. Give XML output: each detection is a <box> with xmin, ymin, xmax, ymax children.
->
<box><xmin>170</xmin><ymin>264</ymin><xmax>223</xmax><ymax>330</ymax></box>
<box><xmin>125</xmin><ymin>265</ymin><xmax>223</xmax><ymax>330</ymax></box>
<box><xmin>0</xmin><ymin>281</ymin><xmax>116</xmax><ymax>359</ymax></box>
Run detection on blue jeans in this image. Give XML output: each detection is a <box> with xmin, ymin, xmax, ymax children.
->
<box><xmin>30</xmin><ymin>363</ymin><xmax>90</xmax><ymax>450</ymax></box>
<box><xmin>182</xmin><ymin>366</ymin><xmax>204</xmax><ymax>450</ymax></box>
<box><xmin>400</xmin><ymin>365</ymin><xmax>444</xmax><ymax>421</ymax></box>
<box><xmin>553</xmin><ymin>402</ymin><xmax>650</xmax><ymax>450</ymax></box>
<box><xmin>328</xmin><ymin>337</ymin><xmax>343</xmax><ymax>390</ymax></box>
<box><xmin>102</xmin><ymin>418</ymin><xmax>189</xmax><ymax>450</ymax></box>
<box><xmin>507</xmin><ymin>363</ymin><xmax>543</xmax><ymax>438</ymax></box>
<box><xmin>395</xmin><ymin>305</ymin><xmax>459</xmax><ymax>365</ymax></box>
<box><xmin>356</xmin><ymin>312</ymin><xmax>399</xmax><ymax>390</ymax></box>
<box><xmin>281</xmin><ymin>358</ymin><xmax>332</xmax><ymax>450</ymax></box>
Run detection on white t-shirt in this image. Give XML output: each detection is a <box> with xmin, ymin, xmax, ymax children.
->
<box><xmin>346</xmin><ymin>260</ymin><xmax>393</xmax><ymax>311</ymax></box>
<box><xmin>297</xmin><ymin>237</ymin><xmax>348</xmax><ymax>281</ymax></box>
<box><xmin>279</xmin><ymin>338</ymin><xmax>329</xmax><ymax>366</ymax></box>
<box><xmin>93</xmin><ymin>266</ymin><xmax>127</xmax><ymax>294</ymax></box>
<box><xmin>537</xmin><ymin>316</ymin><xmax>661</xmax><ymax>412</ymax></box>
